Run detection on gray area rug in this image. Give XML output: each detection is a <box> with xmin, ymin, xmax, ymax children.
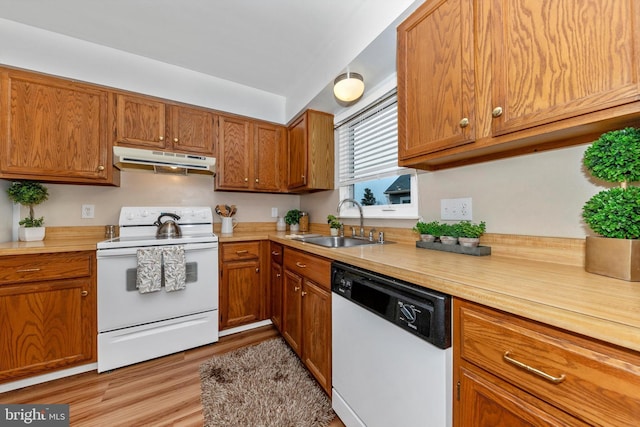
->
<box><xmin>200</xmin><ymin>338</ymin><xmax>335</xmax><ymax>427</ymax></box>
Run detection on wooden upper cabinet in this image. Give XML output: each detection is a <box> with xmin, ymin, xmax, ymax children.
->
<box><xmin>0</xmin><ymin>68</ymin><xmax>117</xmax><ymax>185</ymax></box>
<box><xmin>397</xmin><ymin>0</ymin><xmax>476</xmax><ymax>159</ymax></box>
<box><xmin>398</xmin><ymin>0</ymin><xmax>640</xmax><ymax>170</ymax></box>
<box><xmin>287</xmin><ymin>109</ymin><xmax>334</xmax><ymax>192</ymax></box>
<box><xmin>216</xmin><ymin>115</ymin><xmax>286</xmax><ymax>192</ymax></box>
<box><xmin>489</xmin><ymin>0</ymin><xmax>640</xmax><ymax>136</ymax></box>
<box><xmin>114</xmin><ymin>93</ymin><xmax>215</xmax><ymax>156</ymax></box>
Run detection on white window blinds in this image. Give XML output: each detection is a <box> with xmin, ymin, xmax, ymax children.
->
<box><xmin>337</xmin><ymin>90</ymin><xmax>406</xmax><ymax>186</ymax></box>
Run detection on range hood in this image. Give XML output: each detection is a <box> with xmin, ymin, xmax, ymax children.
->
<box><xmin>113</xmin><ymin>146</ymin><xmax>216</xmax><ymax>175</ymax></box>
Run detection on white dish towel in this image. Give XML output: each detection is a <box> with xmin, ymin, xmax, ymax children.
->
<box><xmin>136</xmin><ymin>247</ymin><xmax>162</xmax><ymax>293</ymax></box>
<box><xmin>162</xmin><ymin>245</ymin><xmax>186</xmax><ymax>292</ymax></box>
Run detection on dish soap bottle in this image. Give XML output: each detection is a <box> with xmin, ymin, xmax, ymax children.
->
<box><xmin>276</xmin><ymin>216</ymin><xmax>286</xmax><ymax>231</ymax></box>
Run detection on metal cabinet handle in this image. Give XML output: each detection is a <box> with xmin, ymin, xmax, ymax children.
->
<box><xmin>81</xmin><ymin>290</ymin><xmax>88</xmax><ymax>297</ymax></box>
<box><xmin>159</xmin><ymin>136</ymin><xmax>164</xmax><ymax>141</ymax></box>
<box><xmin>173</xmin><ymin>137</ymin><xmax>179</xmax><ymax>143</ymax></box>
<box><xmin>271</xmin><ymin>251</ymin><xmax>280</xmax><ymax>256</ymax></box>
<box><xmin>294</xmin><ymin>286</ymin><xmax>300</xmax><ymax>291</ymax></box>
<box><xmin>503</xmin><ymin>351</ymin><xmax>566</xmax><ymax>384</ymax></box>
<box><xmin>244</xmin><ymin>178</ymin><xmax>249</xmax><ymax>182</ymax></box>
<box><xmin>255</xmin><ymin>268</ymin><xmax>259</xmax><ymax>273</ymax></box>
<box><xmin>492</xmin><ymin>107</ymin><xmax>503</xmax><ymax>118</ymax></box>
<box><xmin>97</xmin><ymin>165</ymin><xmax>105</xmax><ymax>171</ymax></box>
<box><xmin>276</xmin><ymin>273</ymin><xmax>281</xmax><ymax>278</ymax></box>
<box><xmin>235</xmin><ymin>250</ymin><xmax>249</xmax><ymax>255</ymax></box>
<box><xmin>295</xmin><ymin>262</ymin><xmax>306</xmax><ymax>268</ymax></box>
<box><xmin>17</xmin><ymin>268</ymin><xmax>41</xmax><ymax>272</ymax></box>
<box><xmin>459</xmin><ymin>118</ymin><xmax>469</xmax><ymax>128</ymax></box>
<box><xmin>301</xmin><ymin>291</ymin><xmax>307</xmax><ymax>297</ymax></box>
<box><xmin>255</xmin><ymin>178</ymin><xmax>259</xmax><ymax>183</ymax></box>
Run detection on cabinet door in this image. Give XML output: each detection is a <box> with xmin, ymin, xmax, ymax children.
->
<box><xmin>489</xmin><ymin>0</ymin><xmax>640</xmax><ymax>136</ymax></box>
<box><xmin>219</xmin><ymin>258</ymin><xmax>261</xmax><ymax>329</ymax></box>
<box><xmin>282</xmin><ymin>269</ymin><xmax>303</xmax><ymax>355</ymax></box>
<box><xmin>115</xmin><ymin>94</ymin><xmax>166</xmax><ymax>148</ymax></box>
<box><xmin>0</xmin><ymin>70</ymin><xmax>111</xmax><ymax>183</ymax></box>
<box><xmin>271</xmin><ymin>261</ymin><xmax>283</xmax><ymax>331</ymax></box>
<box><xmin>0</xmin><ymin>279</ymin><xmax>95</xmax><ymax>382</ymax></box>
<box><xmin>287</xmin><ymin>113</ymin><xmax>308</xmax><ymax>189</ymax></box>
<box><xmin>217</xmin><ymin>115</ymin><xmax>252</xmax><ymax>189</ymax></box>
<box><xmin>457</xmin><ymin>366</ymin><xmax>587</xmax><ymax>427</ymax></box>
<box><xmin>254</xmin><ymin>123</ymin><xmax>285</xmax><ymax>192</ymax></box>
<box><xmin>301</xmin><ymin>280</ymin><xmax>331</xmax><ymax>394</ymax></box>
<box><xmin>168</xmin><ymin>105</ymin><xmax>215</xmax><ymax>155</ymax></box>
<box><xmin>397</xmin><ymin>0</ymin><xmax>475</xmax><ymax>160</ymax></box>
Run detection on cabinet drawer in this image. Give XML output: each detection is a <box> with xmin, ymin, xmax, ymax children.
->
<box><xmin>270</xmin><ymin>243</ymin><xmax>283</xmax><ymax>264</ymax></box>
<box><xmin>0</xmin><ymin>252</ymin><xmax>93</xmax><ymax>285</ymax></box>
<box><xmin>221</xmin><ymin>241</ymin><xmax>260</xmax><ymax>262</ymax></box>
<box><xmin>284</xmin><ymin>248</ymin><xmax>331</xmax><ymax>290</ymax></box>
<box><xmin>458</xmin><ymin>300</ymin><xmax>640</xmax><ymax>426</ymax></box>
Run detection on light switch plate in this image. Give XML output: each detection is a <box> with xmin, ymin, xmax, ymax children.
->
<box><xmin>440</xmin><ymin>198</ymin><xmax>472</xmax><ymax>220</ymax></box>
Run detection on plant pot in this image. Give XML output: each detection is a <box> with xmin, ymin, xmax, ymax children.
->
<box><xmin>289</xmin><ymin>223</ymin><xmax>300</xmax><ymax>233</ymax></box>
<box><xmin>585</xmin><ymin>236</ymin><xmax>640</xmax><ymax>281</ymax></box>
<box><xmin>19</xmin><ymin>226</ymin><xmax>46</xmax><ymax>242</ymax></box>
<box><xmin>458</xmin><ymin>237</ymin><xmax>480</xmax><ymax>248</ymax></box>
<box><xmin>419</xmin><ymin>234</ymin><xmax>436</xmax><ymax>242</ymax></box>
<box><xmin>330</xmin><ymin>228</ymin><xmax>339</xmax><ymax>236</ymax></box>
<box><xmin>440</xmin><ymin>235</ymin><xmax>458</xmax><ymax>245</ymax></box>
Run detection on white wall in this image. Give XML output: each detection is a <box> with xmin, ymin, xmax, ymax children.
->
<box><xmin>0</xmin><ymin>19</ymin><xmax>286</xmax><ymax>123</ymax></box>
<box><xmin>302</xmin><ymin>144</ymin><xmax>604</xmax><ymax>239</ymax></box>
<box><xmin>0</xmin><ymin>171</ymin><xmax>299</xmax><ymax>242</ymax></box>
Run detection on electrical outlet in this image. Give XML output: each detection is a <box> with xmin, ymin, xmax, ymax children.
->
<box><xmin>440</xmin><ymin>198</ymin><xmax>472</xmax><ymax>220</ymax></box>
<box><xmin>82</xmin><ymin>204</ymin><xmax>95</xmax><ymax>219</ymax></box>
<box><xmin>271</xmin><ymin>207</ymin><xmax>278</xmax><ymax>218</ymax></box>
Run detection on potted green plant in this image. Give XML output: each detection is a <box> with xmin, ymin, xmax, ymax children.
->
<box><xmin>582</xmin><ymin>127</ymin><xmax>640</xmax><ymax>281</ymax></box>
<box><xmin>439</xmin><ymin>223</ymin><xmax>459</xmax><ymax>245</ymax></box>
<box><xmin>457</xmin><ymin>221</ymin><xmax>486</xmax><ymax>247</ymax></box>
<box><xmin>285</xmin><ymin>209</ymin><xmax>302</xmax><ymax>233</ymax></box>
<box><xmin>412</xmin><ymin>220</ymin><xmax>441</xmax><ymax>242</ymax></box>
<box><xmin>327</xmin><ymin>214</ymin><xmax>342</xmax><ymax>236</ymax></box>
<box><xmin>6</xmin><ymin>181</ymin><xmax>49</xmax><ymax>241</ymax></box>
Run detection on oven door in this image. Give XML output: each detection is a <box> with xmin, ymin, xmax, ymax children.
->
<box><xmin>97</xmin><ymin>242</ymin><xmax>218</xmax><ymax>333</ymax></box>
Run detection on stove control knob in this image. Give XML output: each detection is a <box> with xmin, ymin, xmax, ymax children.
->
<box><xmin>141</xmin><ymin>210</ymin><xmax>150</xmax><ymax>217</ymax></box>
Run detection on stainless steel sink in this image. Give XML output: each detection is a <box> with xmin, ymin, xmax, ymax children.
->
<box><xmin>299</xmin><ymin>235</ymin><xmax>388</xmax><ymax>248</ymax></box>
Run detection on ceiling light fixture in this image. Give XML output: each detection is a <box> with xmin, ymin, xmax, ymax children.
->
<box><xmin>333</xmin><ymin>72</ymin><xmax>364</xmax><ymax>103</ymax></box>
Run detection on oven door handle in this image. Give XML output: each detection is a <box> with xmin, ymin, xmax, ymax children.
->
<box><xmin>97</xmin><ymin>242</ymin><xmax>218</xmax><ymax>258</ymax></box>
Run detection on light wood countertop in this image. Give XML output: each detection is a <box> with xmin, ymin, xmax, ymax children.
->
<box><xmin>2</xmin><ymin>228</ymin><xmax>639</xmax><ymax>354</ymax></box>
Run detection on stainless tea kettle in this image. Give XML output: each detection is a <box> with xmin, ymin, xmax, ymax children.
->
<box><xmin>154</xmin><ymin>213</ymin><xmax>182</xmax><ymax>238</ymax></box>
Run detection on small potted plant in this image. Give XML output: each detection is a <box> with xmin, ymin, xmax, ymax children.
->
<box><xmin>412</xmin><ymin>220</ymin><xmax>441</xmax><ymax>242</ymax></box>
<box><xmin>6</xmin><ymin>181</ymin><xmax>49</xmax><ymax>241</ymax></box>
<box><xmin>582</xmin><ymin>127</ymin><xmax>640</xmax><ymax>281</ymax></box>
<box><xmin>439</xmin><ymin>223</ymin><xmax>459</xmax><ymax>245</ymax></box>
<box><xmin>457</xmin><ymin>221</ymin><xmax>487</xmax><ymax>247</ymax></box>
<box><xmin>327</xmin><ymin>214</ymin><xmax>342</xmax><ymax>236</ymax></box>
<box><xmin>285</xmin><ymin>209</ymin><xmax>302</xmax><ymax>233</ymax></box>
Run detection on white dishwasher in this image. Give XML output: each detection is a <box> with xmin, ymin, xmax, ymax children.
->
<box><xmin>331</xmin><ymin>262</ymin><xmax>452</xmax><ymax>427</ymax></box>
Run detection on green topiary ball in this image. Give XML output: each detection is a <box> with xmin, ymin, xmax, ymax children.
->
<box><xmin>583</xmin><ymin>127</ymin><xmax>640</xmax><ymax>184</ymax></box>
<box><xmin>582</xmin><ymin>186</ymin><xmax>640</xmax><ymax>239</ymax></box>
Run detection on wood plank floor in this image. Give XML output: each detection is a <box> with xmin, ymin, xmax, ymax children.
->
<box><xmin>0</xmin><ymin>325</ymin><xmax>345</xmax><ymax>427</ymax></box>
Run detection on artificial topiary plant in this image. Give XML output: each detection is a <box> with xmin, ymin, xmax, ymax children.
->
<box><xmin>582</xmin><ymin>127</ymin><xmax>640</xmax><ymax>239</ymax></box>
<box><xmin>6</xmin><ymin>181</ymin><xmax>49</xmax><ymax>227</ymax></box>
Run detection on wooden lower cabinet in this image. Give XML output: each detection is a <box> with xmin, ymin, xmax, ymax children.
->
<box><xmin>270</xmin><ymin>242</ymin><xmax>283</xmax><ymax>332</ymax></box>
<box><xmin>219</xmin><ymin>241</ymin><xmax>268</xmax><ymax>330</ymax></box>
<box><xmin>282</xmin><ymin>247</ymin><xmax>331</xmax><ymax>394</ymax></box>
<box><xmin>0</xmin><ymin>251</ymin><xmax>96</xmax><ymax>382</ymax></box>
<box><xmin>453</xmin><ymin>298</ymin><xmax>640</xmax><ymax>426</ymax></box>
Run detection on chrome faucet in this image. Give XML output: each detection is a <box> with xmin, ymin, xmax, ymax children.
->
<box><xmin>337</xmin><ymin>198</ymin><xmax>365</xmax><ymax>238</ymax></box>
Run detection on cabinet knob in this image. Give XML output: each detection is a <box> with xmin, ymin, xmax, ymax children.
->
<box><xmin>276</xmin><ymin>273</ymin><xmax>281</xmax><ymax>278</ymax></box>
<box><xmin>159</xmin><ymin>136</ymin><xmax>164</xmax><ymax>141</ymax></box>
<box><xmin>492</xmin><ymin>107</ymin><xmax>503</xmax><ymax>118</ymax></box>
<box><xmin>271</xmin><ymin>251</ymin><xmax>280</xmax><ymax>256</ymax></box>
<box><xmin>97</xmin><ymin>165</ymin><xmax>105</xmax><ymax>171</ymax></box>
<box><xmin>173</xmin><ymin>137</ymin><xmax>179</xmax><ymax>143</ymax></box>
<box><xmin>459</xmin><ymin>118</ymin><xmax>469</xmax><ymax>128</ymax></box>
<box><xmin>255</xmin><ymin>178</ymin><xmax>259</xmax><ymax>183</ymax></box>
<box><xmin>255</xmin><ymin>268</ymin><xmax>260</xmax><ymax>273</ymax></box>
<box><xmin>294</xmin><ymin>286</ymin><xmax>300</xmax><ymax>292</ymax></box>
<box><xmin>301</xmin><ymin>291</ymin><xmax>307</xmax><ymax>297</ymax></box>
<box><xmin>295</xmin><ymin>262</ymin><xmax>307</xmax><ymax>268</ymax></box>
<box><xmin>81</xmin><ymin>290</ymin><xmax>88</xmax><ymax>297</ymax></box>
<box><xmin>244</xmin><ymin>178</ymin><xmax>249</xmax><ymax>182</ymax></box>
